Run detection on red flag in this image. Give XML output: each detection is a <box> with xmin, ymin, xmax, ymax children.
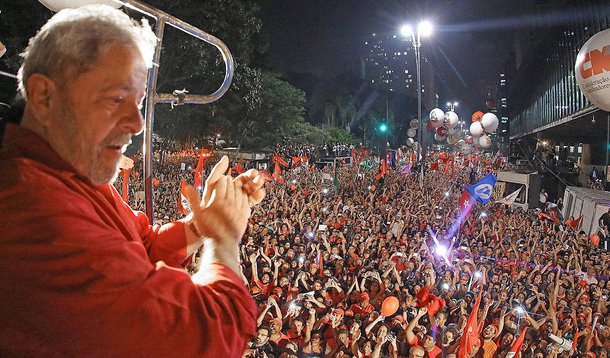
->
<box><xmin>316</xmin><ymin>250</ymin><xmax>324</xmax><ymax>278</ymax></box>
<box><xmin>301</xmin><ymin>155</ymin><xmax>309</xmax><ymax>165</ymax></box>
<box><xmin>152</xmin><ymin>177</ymin><xmax>160</xmax><ymax>188</ymax></box>
<box><xmin>415</xmin><ymin>286</ymin><xmax>446</xmax><ymax>316</ymax></box>
<box><xmin>457</xmin><ymin>291</ymin><xmax>482</xmax><ymax>358</ymax></box>
<box><xmin>273</xmin><ymin>153</ymin><xmax>289</xmax><ymax>167</ymax></box>
<box><xmin>177</xmin><ymin>179</ymin><xmax>189</xmax><ymax>215</ymax></box>
<box><xmin>374</xmin><ymin>160</ymin><xmax>389</xmax><ymax>181</ymax></box>
<box><xmin>565</xmin><ymin>215</ymin><xmax>583</xmax><ymax>230</ymax></box>
<box><xmin>505</xmin><ymin>328</ymin><xmax>527</xmax><ymax>358</ymax></box>
<box><xmin>459</xmin><ymin>190</ymin><xmax>475</xmax><ymax>220</ymax></box>
<box><xmin>272</xmin><ymin>162</ymin><xmax>282</xmax><ymax>181</ymax></box>
<box><xmin>231</xmin><ymin>163</ymin><xmax>245</xmax><ymax>174</ymax></box>
<box><xmin>411</xmin><ymin>152</ymin><xmax>416</xmax><ymax>163</ymax></box>
<box><xmin>121</xmin><ymin>168</ymin><xmax>131</xmax><ymax>203</ymax></box>
<box><xmin>291</xmin><ymin>156</ymin><xmax>301</xmax><ymax>168</ymax></box>
<box><xmin>193</xmin><ymin>150</ymin><xmax>207</xmax><ymax>189</ymax></box>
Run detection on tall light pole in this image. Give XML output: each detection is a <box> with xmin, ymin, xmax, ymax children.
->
<box><xmin>401</xmin><ymin>21</ymin><xmax>433</xmax><ymax>188</ymax></box>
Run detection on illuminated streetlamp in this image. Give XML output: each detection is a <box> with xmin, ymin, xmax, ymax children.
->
<box><xmin>401</xmin><ymin>20</ymin><xmax>433</xmax><ymax>188</ymax></box>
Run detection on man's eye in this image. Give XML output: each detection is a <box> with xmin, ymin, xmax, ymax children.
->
<box><xmin>110</xmin><ymin>97</ymin><xmax>124</xmax><ymax>105</ymax></box>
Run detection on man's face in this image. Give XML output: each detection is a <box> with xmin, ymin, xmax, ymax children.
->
<box><xmin>44</xmin><ymin>44</ymin><xmax>147</xmax><ymax>185</ymax></box>
<box><xmin>256</xmin><ymin>328</ymin><xmax>270</xmax><ymax>346</ymax></box>
<box><xmin>442</xmin><ymin>331</ymin><xmax>454</xmax><ymax>345</ymax></box>
<box><xmin>483</xmin><ymin>325</ymin><xmax>496</xmax><ymax>339</ymax></box>
<box><xmin>422</xmin><ymin>335</ymin><xmax>435</xmax><ymax>350</ymax></box>
<box><xmin>409</xmin><ymin>348</ymin><xmax>425</xmax><ymax>358</ymax></box>
<box><xmin>500</xmin><ymin>333</ymin><xmax>514</xmax><ymax>347</ymax></box>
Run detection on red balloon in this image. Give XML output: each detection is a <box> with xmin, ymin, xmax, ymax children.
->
<box><xmin>381</xmin><ymin>296</ymin><xmax>400</xmax><ymax>317</ymax></box>
<box><xmin>590</xmin><ymin>233</ymin><xmax>600</xmax><ymax>247</ymax></box>
<box><xmin>471</xmin><ymin>111</ymin><xmax>484</xmax><ymax>122</ymax></box>
<box><xmin>439</xmin><ymin>152</ymin><xmax>448</xmax><ymax>161</ymax></box>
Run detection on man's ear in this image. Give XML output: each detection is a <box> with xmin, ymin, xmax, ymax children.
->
<box><xmin>25</xmin><ymin>73</ymin><xmax>58</xmax><ymax>125</ymax></box>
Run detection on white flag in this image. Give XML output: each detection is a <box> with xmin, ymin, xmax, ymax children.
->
<box><xmin>495</xmin><ymin>187</ymin><xmax>522</xmax><ymax>206</ymax></box>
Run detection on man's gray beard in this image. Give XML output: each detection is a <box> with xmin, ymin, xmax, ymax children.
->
<box><xmin>108</xmin><ymin>167</ymin><xmax>120</xmax><ymax>185</ymax></box>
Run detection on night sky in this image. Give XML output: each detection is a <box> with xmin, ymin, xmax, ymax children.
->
<box><xmin>261</xmin><ymin>0</ymin><xmax>571</xmax><ymax>115</ymax></box>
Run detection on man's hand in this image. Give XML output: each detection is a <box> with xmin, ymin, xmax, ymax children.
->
<box><xmin>185</xmin><ymin>156</ymin><xmax>251</xmax><ymax>243</ymax></box>
<box><xmin>186</xmin><ymin>156</ymin><xmax>259</xmax><ymax>275</ymax></box>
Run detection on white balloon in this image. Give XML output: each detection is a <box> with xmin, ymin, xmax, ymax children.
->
<box><xmin>575</xmin><ymin>28</ymin><xmax>610</xmax><ymax>111</ymax></box>
<box><xmin>479</xmin><ymin>134</ymin><xmax>492</xmax><ymax>149</ymax></box>
<box><xmin>480</xmin><ymin>113</ymin><xmax>499</xmax><ymax>133</ymax></box>
<box><xmin>469</xmin><ymin>122</ymin><xmax>484</xmax><ymax>138</ymax></box>
<box><xmin>38</xmin><ymin>0</ymin><xmax>122</xmax><ymax>11</ymax></box>
<box><xmin>448</xmin><ymin>126</ymin><xmax>460</xmax><ymax>135</ymax></box>
<box><xmin>429</xmin><ymin>108</ymin><xmax>445</xmax><ymax>128</ymax></box>
<box><xmin>406</xmin><ymin>138</ymin><xmax>415</xmax><ymax>146</ymax></box>
<box><xmin>444</xmin><ymin>111</ymin><xmax>459</xmax><ymax>128</ymax></box>
<box><xmin>410</xmin><ymin>119</ymin><xmax>419</xmax><ymax>129</ymax></box>
<box><xmin>434</xmin><ymin>133</ymin><xmax>446</xmax><ymax>141</ymax></box>
<box><xmin>407</xmin><ymin>128</ymin><xmax>417</xmax><ymax>138</ymax></box>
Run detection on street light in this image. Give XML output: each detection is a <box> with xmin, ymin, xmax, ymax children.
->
<box><xmin>401</xmin><ymin>21</ymin><xmax>433</xmax><ymax>188</ymax></box>
<box><xmin>446</xmin><ymin>101</ymin><xmax>458</xmax><ymax>112</ymax></box>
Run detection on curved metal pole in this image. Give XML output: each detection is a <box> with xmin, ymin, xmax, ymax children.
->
<box><xmin>113</xmin><ymin>0</ymin><xmax>235</xmax><ymax>222</ymax></box>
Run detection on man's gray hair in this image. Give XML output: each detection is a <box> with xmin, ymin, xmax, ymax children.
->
<box><xmin>18</xmin><ymin>4</ymin><xmax>157</xmax><ymax>97</ymax></box>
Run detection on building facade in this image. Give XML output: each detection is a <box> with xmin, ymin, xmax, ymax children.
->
<box><xmin>361</xmin><ymin>32</ymin><xmax>438</xmax><ymax>113</ymax></box>
<box><xmin>506</xmin><ymin>0</ymin><xmax>610</xmax><ymax>194</ymax></box>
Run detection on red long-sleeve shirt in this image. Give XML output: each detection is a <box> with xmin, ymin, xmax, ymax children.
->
<box><xmin>0</xmin><ymin>124</ymin><xmax>256</xmax><ymax>357</ymax></box>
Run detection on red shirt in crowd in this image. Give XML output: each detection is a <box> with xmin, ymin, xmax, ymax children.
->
<box><xmin>0</xmin><ymin>124</ymin><xmax>256</xmax><ymax>357</ymax></box>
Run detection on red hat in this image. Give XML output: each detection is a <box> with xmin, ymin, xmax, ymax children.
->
<box><xmin>344</xmin><ymin>309</ymin><xmax>354</xmax><ymax>317</ymax></box>
<box><xmin>581</xmin><ymin>294</ymin><xmax>590</xmax><ymax>300</ymax></box>
<box><xmin>333</xmin><ymin>308</ymin><xmax>345</xmax><ymax>316</ymax></box>
<box><xmin>270</xmin><ymin>318</ymin><xmax>282</xmax><ymax>325</ymax></box>
<box><xmin>359</xmin><ymin>292</ymin><xmax>370</xmax><ymax>301</ymax></box>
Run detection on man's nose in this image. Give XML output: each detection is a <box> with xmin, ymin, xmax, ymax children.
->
<box><xmin>119</xmin><ymin>100</ymin><xmax>144</xmax><ymax>135</ymax></box>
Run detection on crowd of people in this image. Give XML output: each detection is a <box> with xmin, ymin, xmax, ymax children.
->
<box><xmin>115</xmin><ymin>148</ymin><xmax>610</xmax><ymax>358</ymax></box>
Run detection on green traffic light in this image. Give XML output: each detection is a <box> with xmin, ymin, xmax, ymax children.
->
<box><xmin>379</xmin><ymin>123</ymin><xmax>388</xmax><ymax>132</ymax></box>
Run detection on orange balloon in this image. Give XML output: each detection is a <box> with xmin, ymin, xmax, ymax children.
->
<box><xmin>381</xmin><ymin>296</ymin><xmax>400</xmax><ymax>317</ymax></box>
<box><xmin>472</xmin><ymin>111</ymin><xmax>484</xmax><ymax>122</ymax></box>
<box><xmin>590</xmin><ymin>233</ymin><xmax>600</xmax><ymax>247</ymax></box>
